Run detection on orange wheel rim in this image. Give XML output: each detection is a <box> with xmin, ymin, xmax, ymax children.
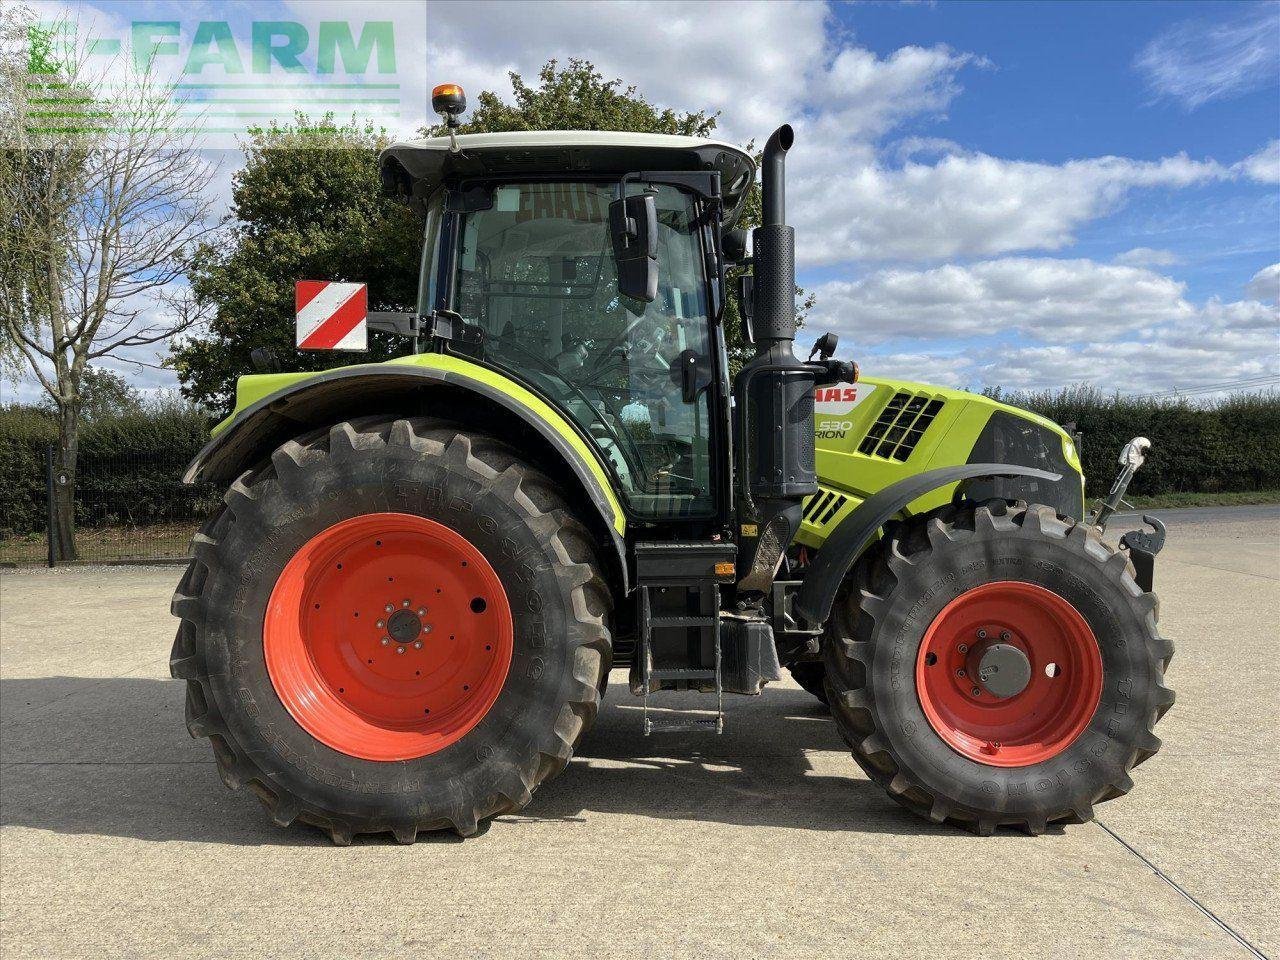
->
<box><xmin>915</xmin><ymin>581</ymin><xmax>1102</xmax><ymax>767</ymax></box>
<box><xmin>264</xmin><ymin>513</ymin><xmax>514</xmax><ymax>761</ymax></box>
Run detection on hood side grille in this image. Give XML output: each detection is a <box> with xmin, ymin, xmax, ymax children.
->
<box><xmin>802</xmin><ymin>487</ymin><xmax>851</xmax><ymax>527</ymax></box>
<box><xmin>858</xmin><ymin>392</ymin><xmax>946</xmax><ymax>462</ymax></box>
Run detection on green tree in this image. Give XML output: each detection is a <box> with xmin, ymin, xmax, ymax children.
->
<box><xmin>169</xmin><ymin>115</ymin><xmax>423</xmax><ymax>412</ymax></box>
<box><xmin>3</xmin><ymin>12</ymin><xmax>215</xmax><ymax>559</ymax></box>
<box><xmin>426</xmin><ymin>58</ymin><xmax>718</xmax><ymax>137</ymax></box>
<box><xmin>65</xmin><ymin>366</ymin><xmax>142</xmax><ymax>421</ymax></box>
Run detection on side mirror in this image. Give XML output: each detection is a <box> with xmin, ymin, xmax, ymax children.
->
<box><xmin>808</xmin><ymin>331</ymin><xmax>838</xmax><ymax>362</ymax></box>
<box><xmin>609</xmin><ymin>191</ymin><xmax>658</xmax><ymax>303</ymax></box>
<box><xmin>735</xmin><ymin>272</ymin><xmax>755</xmax><ymax>344</ymax></box>
<box><xmin>250</xmin><ymin>347</ymin><xmax>280</xmax><ymax>373</ymax></box>
<box><xmin>721</xmin><ymin>228</ymin><xmax>749</xmax><ymax>265</ymax></box>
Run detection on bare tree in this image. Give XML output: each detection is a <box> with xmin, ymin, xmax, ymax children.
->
<box><xmin>1</xmin><ymin>8</ymin><xmax>216</xmax><ymax>558</ymax></box>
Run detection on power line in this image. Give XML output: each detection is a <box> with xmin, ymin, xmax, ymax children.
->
<box><xmin>1138</xmin><ymin>374</ymin><xmax>1277</xmax><ymax>395</ymax></box>
<box><xmin>1130</xmin><ymin>374</ymin><xmax>1280</xmax><ymax>400</ymax></box>
<box><xmin>1140</xmin><ymin>381</ymin><xmax>1279</xmax><ymax>400</ymax></box>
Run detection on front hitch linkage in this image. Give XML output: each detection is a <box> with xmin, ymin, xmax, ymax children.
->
<box><xmin>1091</xmin><ymin>436</ymin><xmax>1165</xmax><ymax>592</ymax></box>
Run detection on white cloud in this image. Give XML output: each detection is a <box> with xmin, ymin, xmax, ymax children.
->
<box><xmin>402</xmin><ymin>1</ymin><xmax>1254</xmax><ymax>269</ymax></box>
<box><xmin>809</xmin><ymin>44</ymin><xmax>979</xmax><ymax>143</ymax></box>
<box><xmin>892</xmin><ymin>135</ymin><xmax>969</xmax><ymax>162</ymax></box>
<box><xmin>848</xmin><ymin>311</ymin><xmax>1279</xmax><ymax>396</ymax></box>
<box><xmin>811</xmin><ymin>257</ymin><xmax>1279</xmax><ymax>393</ymax></box>
<box><xmin>414</xmin><ymin>2</ymin><xmax>981</xmax><ymax>145</ymax></box>
<box><xmin>1114</xmin><ymin>247</ymin><xmax>1180</xmax><ymax>268</ymax></box>
<box><xmin>421</xmin><ymin>0</ymin><xmax>832</xmax><ymax>142</ymax></box>
<box><xmin>1236</xmin><ymin>139</ymin><xmax>1280</xmax><ymax>184</ymax></box>
<box><xmin>810</xmin><ymin>258</ymin><xmax>1203</xmax><ymax>344</ymax></box>
<box><xmin>1135</xmin><ymin>2</ymin><xmax>1280</xmax><ymax>109</ymax></box>
<box><xmin>1246</xmin><ymin>262</ymin><xmax>1280</xmax><ymax>302</ymax></box>
<box><xmin>850</xmin><ymin>351</ymin><xmax>975</xmax><ymax>389</ymax></box>
<box><xmin>791</xmin><ymin>151</ymin><xmax>1229</xmax><ymax>264</ymax></box>
<box><xmin>967</xmin><ymin>343</ymin><xmax>1266</xmax><ymax>394</ymax></box>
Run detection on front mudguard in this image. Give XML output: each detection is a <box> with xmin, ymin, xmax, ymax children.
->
<box><xmin>793</xmin><ymin>463</ymin><xmax>1060</xmax><ymax>629</ymax></box>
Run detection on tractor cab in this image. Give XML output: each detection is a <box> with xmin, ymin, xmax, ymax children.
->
<box><xmin>381</xmin><ymin>131</ymin><xmax>757</xmax><ymax>532</ymax></box>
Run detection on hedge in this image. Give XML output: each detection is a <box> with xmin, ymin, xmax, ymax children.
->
<box><xmin>3</xmin><ymin>387</ymin><xmax>1277</xmax><ymax>537</ymax></box>
<box><xmin>986</xmin><ymin>386</ymin><xmax>1280</xmax><ymax>497</ymax></box>
<box><xmin>0</xmin><ymin>403</ymin><xmax>216</xmax><ymax>537</ymax></box>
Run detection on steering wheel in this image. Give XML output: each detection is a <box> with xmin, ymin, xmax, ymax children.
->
<box><xmin>487</xmin><ymin>332</ymin><xmax>652</xmax><ymax>473</ymax></box>
<box><xmin>585</xmin><ymin>308</ymin><xmax>671</xmax><ymax>377</ymax></box>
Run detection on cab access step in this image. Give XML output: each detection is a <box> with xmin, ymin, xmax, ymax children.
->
<box><xmin>630</xmin><ymin>542</ymin><xmax>782</xmax><ymax>735</ymax></box>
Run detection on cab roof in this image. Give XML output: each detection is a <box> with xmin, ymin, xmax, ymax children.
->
<box><xmin>380</xmin><ymin>130</ymin><xmax>757</xmax><ymax>225</ymax></box>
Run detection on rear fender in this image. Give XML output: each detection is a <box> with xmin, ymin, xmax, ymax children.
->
<box><xmin>794</xmin><ymin>463</ymin><xmax>1060</xmax><ymax>628</ymax></box>
<box><xmin>185</xmin><ymin>359</ymin><xmax>629</xmax><ymax>593</ymax></box>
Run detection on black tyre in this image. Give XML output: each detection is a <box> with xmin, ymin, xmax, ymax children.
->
<box><xmin>170</xmin><ymin>417</ymin><xmax>612</xmax><ymax>843</ymax></box>
<box><xmin>824</xmin><ymin>501</ymin><xmax>1174</xmax><ymax>835</ymax></box>
<box><xmin>788</xmin><ymin>660</ymin><xmax>829</xmax><ymax>706</ymax></box>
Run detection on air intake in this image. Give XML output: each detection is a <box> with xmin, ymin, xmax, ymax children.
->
<box><xmin>858</xmin><ymin>392</ymin><xmax>946</xmax><ymax>462</ymax></box>
<box><xmin>802</xmin><ymin>486</ymin><xmax>851</xmax><ymax>528</ymax></box>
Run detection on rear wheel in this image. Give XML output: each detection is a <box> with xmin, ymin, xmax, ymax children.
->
<box><xmin>824</xmin><ymin>501</ymin><xmax>1174</xmax><ymax>835</ymax></box>
<box><xmin>170</xmin><ymin>417</ymin><xmax>612</xmax><ymax>843</ymax></box>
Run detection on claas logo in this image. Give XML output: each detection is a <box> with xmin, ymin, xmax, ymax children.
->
<box><xmin>816</xmin><ymin>387</ymin><xmax>859</xmax><ymax>404</ymax></box>
<box><xmin>813</xmin><ymin>383</ymin><xmax>875</xmax><ymax>416</ymax></box>
<box><xmin>511</xmin><ymin>184</ymin><xmax>608</xmax><ymax>224</ymax></box>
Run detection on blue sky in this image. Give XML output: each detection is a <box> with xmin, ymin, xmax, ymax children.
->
<box><xmin>11</xmin><ymin>0</ymin><xmax>1280</xmax><ymax>402</ymax></box>
<box><xmin>829</xmin><ymin>0</ymin><xmax>1279</xmax><ymax>302</ymax></box>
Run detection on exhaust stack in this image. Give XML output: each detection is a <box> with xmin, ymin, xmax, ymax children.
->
<box><xmin>734</xmin><ymin>124</ymin><xmax>818</xmax><ymax>593</ymax></box>
<box><xmin>753</xmin><ymin>124</ymin><xmax>796</xmax><ymax>344</ymax></box>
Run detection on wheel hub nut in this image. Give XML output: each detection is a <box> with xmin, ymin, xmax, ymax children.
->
<box><xmin>975</xmin><ymin>643</ymin><xmax>1032</xmax><ymax>698</ymax></box>
<box><xmin>387</xmin><ymin>607</ymin><xmax>423</xmax><ymax>643</ymax></box>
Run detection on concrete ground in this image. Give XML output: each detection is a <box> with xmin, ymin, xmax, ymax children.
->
<box><xmin>1</xmin><ymin>505</ymin><xmax>1276</xmax><ymax>960</ymax></box>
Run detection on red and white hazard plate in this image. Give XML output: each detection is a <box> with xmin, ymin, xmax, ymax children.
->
<box><xmin>296</xmin><ymin>281</ymin><xmax>368</xmax><ymax>351</ymax></box>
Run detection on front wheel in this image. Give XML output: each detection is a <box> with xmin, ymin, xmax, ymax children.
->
<box><xmin>787</xmin><ymin>660</ymin><xmax>829</xmax><ymax>706</ymax></box>
<box><xmin>824</xmin><ymin>501</ymin><xmax>1174</xmax><ymax>835</ymax></box>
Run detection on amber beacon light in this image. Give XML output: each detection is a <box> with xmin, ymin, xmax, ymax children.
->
<box><xmin>431</xmin><ymin>83</ymin><xmax>467</xmax><ymax>122</ymax></box>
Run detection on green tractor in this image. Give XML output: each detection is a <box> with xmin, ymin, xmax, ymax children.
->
<box><xmin>171</xmin><ymin>86</ymin><xmax>1174</xmax><ymax>843</ymax></box>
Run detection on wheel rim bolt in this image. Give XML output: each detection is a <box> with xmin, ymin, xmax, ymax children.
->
<box><xmin>417</xmin><ymin>608</ymin><xmax>426</xmax><ymax>616</ymax></box>
<box><xmin>376</xmin><ymin>620</ymin><xmax>385</xmax><ymax>629</ymax></box>
<box><xmin>402</xmin><ymin>600</ymin><xmax>411</xmax><ymax>607</ymax></box>
<box><xmin>1000</xmin><ymin>630</ymin><xmax>1012</xmax><ymax>642</ymax></box>
<box><xmin>422</xmin><ymin>623</ymin><xmax>433</xmax><ymax>634</ymax></box>
<box><xmin>413</xmin><ymin>641</ymin><xmax>423</xmax><ymax>650</ymax></box>
<box><xmin>396</xmin><ymin>646</ymin><xmax>406</xmax><ymax>655</ymax></box>
<box><xmin>380</xmin><ymin>637</ymin><xmax>390</xmax><ymax>646</ymax></box>
<box><xmin>957</xmin><ymin>643</ymin><xmax>969</xmax><ymax>653</ymax></box>
<box><xmin>385</xmin><ymin>604</ymin><xmax>394</xmax><ymax>613</ymax></box>
<box><xmin>976</xmin><ymin>629</ymin><xmax>988</xmax><ymax>640</ymax></box>
<box><xmin>971</xmin><ymin>686</ymin><xmax>981</xmax><ymax>697</ymax></box>
<box><xmin>956</xmin><ymin>669</ymin><xmax>966</xmax><ymax>677</ymax></box>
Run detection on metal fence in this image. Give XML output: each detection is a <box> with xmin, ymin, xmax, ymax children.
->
<box><xmin>0</xmin><ymin>445</ymin><xmax>217</xmax><ymax>566</ymax></box>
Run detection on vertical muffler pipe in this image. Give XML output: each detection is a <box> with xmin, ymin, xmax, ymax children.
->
<box><xmin>734</xmin><ymin>124</ymin><xmax>818</xmax><ymax>593</ymax></box>
<box><xmin>754</xmin><ymin>124</ymin><xmax>796</xmax><ymax>343</ymax></box>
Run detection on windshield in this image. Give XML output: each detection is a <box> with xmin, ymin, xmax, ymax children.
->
<box><xmin>449</xmin><ymin>181</ymin><xmax>715</xmax><ymax>520</ymax></box>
